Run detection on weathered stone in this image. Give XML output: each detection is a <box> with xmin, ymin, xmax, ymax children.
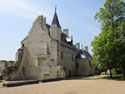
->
<box><xmin>1</xmin><ymin>11</ymin><xmax>94</xmax><ymax>80</ymax></box>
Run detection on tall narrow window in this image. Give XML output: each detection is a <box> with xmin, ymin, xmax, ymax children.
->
<box><xmin>72</xmin><ymin>54</ymin><xmax>73</xmax><ymax>61</ymax></box>
<box><xmin>76</xmin><ymin>63</ymin><xmax>79</xmax><ymax>69</ymax></box>
<box><xmin>61</xmin><ymin>52</ymin><xmax>64</xmax><ymax>59</ymax></box>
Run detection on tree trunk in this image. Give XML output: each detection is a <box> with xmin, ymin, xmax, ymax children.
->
<box><xmin>122</xmin><ymin>69</ymin><xmax>125</xmax><ymax>79</ymax></box>
<box><xmin>121</xmin><ymin>63</ymin><xmax>125</xmax><ymax>79</ymax></box>
<box><xmin>123</xmin><ymin>72</ymin><xmax>125</xmax><ymax>79</ymax></box>
<box><xmin>109</xmin><ymin>68</ymin><xmax>112</xmax><ymax>78</ymax></box>
<box><xmin>115</xmin><ymin>68</ymin><xmax>118</xmax><ymax>74</ymax></box>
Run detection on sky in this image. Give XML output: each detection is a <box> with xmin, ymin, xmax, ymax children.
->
<box><xmin>0</xmin><ymin>0</ymin><xmax>105</xmax><ymax>61</ymax></box>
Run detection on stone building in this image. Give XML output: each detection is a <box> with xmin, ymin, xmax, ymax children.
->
<box><xmin>2</xmin><ymin>10</ymin><xmax>94</xmax><ymax>80</ymax></box>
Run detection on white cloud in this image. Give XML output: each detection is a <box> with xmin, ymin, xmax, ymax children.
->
<box><xmin>0</xmin><ymin>0</ymin><xmax>51</xmax><ymax>20</ymax></box>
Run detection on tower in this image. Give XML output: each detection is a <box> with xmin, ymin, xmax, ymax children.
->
<box><xmin>50</xmin><ymin>6</ymin><xmax>62</xmax><ymax>43</ymax></box>
<box><xmin>50</xmin><ymin>6</ymin><xmax>62</xmax><ymax>65</ymax></box>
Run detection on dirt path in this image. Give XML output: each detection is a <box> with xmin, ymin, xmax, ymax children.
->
<box><xmin>0</xmin><ymin>76</ymin><xmax>125</xmax><ymax>94</ymax></box>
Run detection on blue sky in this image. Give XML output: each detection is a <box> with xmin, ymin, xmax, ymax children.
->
<box><xmin>0</xmin><ymin>0</ymin><xmax>105</xmax><ymax>60</ymax></box>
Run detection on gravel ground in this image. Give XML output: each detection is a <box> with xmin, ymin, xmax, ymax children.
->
<box><xmin>0</xmin><ymin>76</ymin><xmax>125</xmax><ymax>94</ymax></box>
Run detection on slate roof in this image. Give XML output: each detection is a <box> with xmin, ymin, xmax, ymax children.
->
<box><xmin>76</xmin><ymin>49</ymin><xmax>92</xmax><ymax>61</ymax></box>
<box><xmin>61</xmin><ymin>33</ymin><xmax>76</xmax><ymax>49</ymax></box>
<box><xmin>51</xmin><ymin>11</ymin><xmax>61</xmax><ymax>28</ymax></box>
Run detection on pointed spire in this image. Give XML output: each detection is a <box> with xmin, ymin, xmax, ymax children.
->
<box><xmin>51</xmin><ymin>4</ymin><xmax>61</xmax><ymax>28</ymax></box>
<box><xmin>55</xmin><ymin>4</ymin><xmax>57</xmax><ymax>12</ymax></box>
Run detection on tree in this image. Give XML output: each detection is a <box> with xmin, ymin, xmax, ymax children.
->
<box><xmin>117</xmin><ymin>22</ymin><xmax>125</xmax><ymax>79</ymax></box>
<box><xmin>91</xmin><ymin>0</ymin><xmax>125</xmax><ymax>78</ymax></box>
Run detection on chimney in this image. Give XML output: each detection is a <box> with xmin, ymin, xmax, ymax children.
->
<box><xmin>71</xmin><ymin>35</ymin><xmax>73</xmax><ymax>44</ymax></box>
<box><xmin>81</xmin><ymin>44</ymin><xmax>83</xmax><ymax>49</ymax></box>
<box><xmin>63</xmin><ymin>29</ymin><xmax>69</xmax><ymax>36</ymax></box>
<box><xmin>84</xmin><ymin>46</ymin><xmax>88</xmax><ymax>52</ymax></box>
<box><xmin>75</xmin><ymin>43</ymin><xmax>80</xmax><ymax>49</ymax></box>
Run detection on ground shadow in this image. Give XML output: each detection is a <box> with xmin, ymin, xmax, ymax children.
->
<box><xmin>65</xmin><ymin>75</ymin><xmax>97</xmax><ymax>80</ymax></box>
<box><xmin>97</xmin><ymin>75</ymin><xmax>125</xmax><ymax>81</ymax></box>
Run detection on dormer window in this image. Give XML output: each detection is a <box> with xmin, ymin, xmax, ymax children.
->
<box><xmin>66</xmin><ymin>37</ymin><xmax>72</xmax><ymax>42</ymax></box>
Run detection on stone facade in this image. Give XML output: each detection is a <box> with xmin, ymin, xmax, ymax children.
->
<box><xmin>1</xmin><ymin>10</ymin><xmax>94</xmax><ymax>80</ymax></box>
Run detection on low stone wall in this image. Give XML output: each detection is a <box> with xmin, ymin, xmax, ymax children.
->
<box><xmin>2</xmin><ymin>48</ymin><xmax>25</xmax><ymax>80</ymax></box>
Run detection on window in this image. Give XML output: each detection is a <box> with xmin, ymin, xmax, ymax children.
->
<box><xmin>61</xmin><ymin>52</ymin><xmax>64</xmax><ymax>59</ymax></box>
<box><xmin>21</xmin><ymin>43</ymin><xmax>24</xmax><ymax>48</ymax></box>
<box><xmin>76</xmin><ymin>63</ymin><xmax>79</xmax><ymax>69</ymax></box>
<box><xmin>72</xmin><ymin>54</ymin><xmax>73</xmax><ymax>61</ymax></box>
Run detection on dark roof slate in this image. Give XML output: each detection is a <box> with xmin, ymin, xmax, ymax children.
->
<box><xmin>61</xmin><ymin>33</ymin><xmax>76</xmax><ymax>49</ymax></box>
<box><xmin>76</xmin><ymin>49</ymin><xmax>92</xmax><ymax>61</ymax></box>
<box><xmin>51</xmin><ymin>11</ymin><xmax>61</xmax><ymax>28</ymax></box>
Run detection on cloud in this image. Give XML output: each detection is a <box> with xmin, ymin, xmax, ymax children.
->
<box><xmin>0</xmin><ymin>0</ymin><xmax>51</xmax><ymax>20</ymax></box>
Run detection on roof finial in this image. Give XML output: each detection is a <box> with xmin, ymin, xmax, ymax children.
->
<box><xmin>55</xmin><ymin>4</ymin><xmax>57</xmax><ymax>12</ymax></box>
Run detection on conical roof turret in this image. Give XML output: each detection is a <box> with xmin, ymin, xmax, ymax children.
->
<box><xmin>51</xmin><ymin>8</ymin><xmax>61</xmax><ymax>28</ymax></box>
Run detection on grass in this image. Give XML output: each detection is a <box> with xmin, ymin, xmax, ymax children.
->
<box><xmin>99</xmin><ymin>75</ymin><xmax>124</xmax><ymax>80</ymax></box>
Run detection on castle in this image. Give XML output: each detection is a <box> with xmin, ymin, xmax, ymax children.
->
<box><xmin>1</xmin><ymin>9</ymin><xmax>94</xmax><ymax>80</ymax></box>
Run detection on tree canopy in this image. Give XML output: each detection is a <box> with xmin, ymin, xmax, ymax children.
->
<box><xmin>91</xmin><ymin>0</ymin><xmax>125</xmax><ymax>78</ymax></box>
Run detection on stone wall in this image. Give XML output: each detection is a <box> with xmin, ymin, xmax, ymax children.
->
<box><xmin>60</xmin><ymin>45</ymin><xmax>77</xmax><ymax>77</ymax></box>
<box><xmin>76</xmin><ymin>58</ymin><xmax>91</xmax><ymax>76</ymax></box>
<box><xmin>90</xmin><ymin>64</ymin><xmax>95</xmax><ymax>75</ymax></box>
<box><xmin>0</xmin><ymin>61</ymin><xmax>5</xmax><ymax>76</ymax></box>
<box><xmin>21</xmin><ymin>16</ymin><xmax>65</xmax><ymax>80</ymax></box>
<box><xmin>0</xmin><ymin>60</ymin><xmax>15</xmax><ymax>77</ymax></box>
<box><xmin>2</xmin><ymin>48</ymin><xmax>25</xmax><ymax>80</ymax></box>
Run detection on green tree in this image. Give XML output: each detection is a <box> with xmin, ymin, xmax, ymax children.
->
<box><xmin>91</xmin><ymin>0</ymin><xmax>125</xmax><ymax>78</ymax></box>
